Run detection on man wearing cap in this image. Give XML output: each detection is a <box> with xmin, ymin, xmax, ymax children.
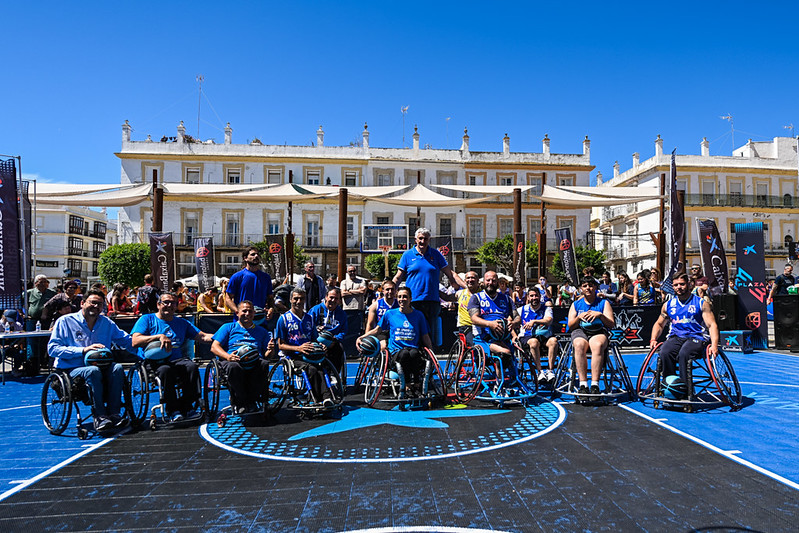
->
<box><xmin>22</xmin><ymin>275</ymin><xmax>57</xmax><ymax>375</ymax></box>
<box><xmin>48</xmin><ymin>289</ymin><xmax>135</xmax><ymax>432</ymax></box>
<box><xmin>131</xmin><ymin>291</ymin><xmax>215</xmax><ymax>422</ymax></box>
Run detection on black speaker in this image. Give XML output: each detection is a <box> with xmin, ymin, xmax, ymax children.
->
<box><xmin>712</xmin><ymin>293</ymin><xmax>738</xmax><ymax>331</ymax></box>
<box><xmin>773</xmin><ymin>295</ymin><xmax>799</xmax><ymax>351</ymax></box>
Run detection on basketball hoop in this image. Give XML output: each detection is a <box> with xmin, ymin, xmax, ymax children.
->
<box><xmin>379</xmin><ymin>245</ymin><xmax>392</xmax><ymax>278</ymax></box>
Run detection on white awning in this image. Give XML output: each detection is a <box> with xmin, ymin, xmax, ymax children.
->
<box><xmin>366</xmin><ymin>184</ymin><xmax>500</xmax><ymax>207</ymax></box>
<box><xmin>162</xmin><ymin>183</ymin><xmax>276</xmax><ymax>195</ymax></box>
<box><xmin>34</xmin><ymin>183</ymin><xmax>128</xmax><ymax>196</ymax></box>
<box><xmin>560</xmin><ymin>185</ymin><xmax>662</xmax><ymax>198</ymax></box>
<box><xmin>429</xmin><ymin>184</ymin><xmax>534</xmax><ymax>194</ymax></box>
<box><xmin>35</xmin><ymin>184</ymin><xmax>153</xmax><ymax>207</ymax></box>
<box><xmin>537</xmin><ymin>185</ymin><xmax>660</xmax><ymax>206</ymax></box>
<box><xmin>299</xmin><ymin>184</ymin><xmax>411</xmax><ymax>198</ymax></box>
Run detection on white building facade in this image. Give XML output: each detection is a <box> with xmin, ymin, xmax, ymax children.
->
<box><xmin>117</xmin><ymin>121</ymin><xmax>595</xmax><ymax>279</ymax></box>
<box><xmin>594</xmin><ymin>135</ymin><xmax>799</xmax><ymax>278</ymax></box>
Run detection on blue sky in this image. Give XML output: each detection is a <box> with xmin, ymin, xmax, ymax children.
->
<box><xmin>2</xmin><ymin>1</ymin><xmax>798</xmax><ymax>186</ymax></box>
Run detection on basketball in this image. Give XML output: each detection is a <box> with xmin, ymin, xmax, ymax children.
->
<box><xmin>317</xmin><ymin>330</ymin><xmax>336</xmax><ymax>348</ymax></box>
<box><xmin>303</xmin><ymin>342</ymin><xmax>327</xmax><ymax>364</ymax></box>
<box><xmin>84</xmin><ymin>348</ymin><xmax>114</xmax><ymax>368</ymax></box>
<box><xmin>235</xmin><ymin>344</ymin><xmax>261</xmax><ymax>369</ymax></box>
<box><xmin>663</xmin><ymin>375</ymin><xmax>687</xmax><ymax>399</ymax></box>
<box><xmin>487</xmin><ymin>317</ymin><xmax>511</xmax><ymax>342</ymax></box>
<box><xmin>359</xmin><ymin>335</ymin><xmax>380</xmax><ymax>357</ymax></box>
<box><xmin>143</xmin><ymin>340</ymin><xmax>171</xmax><ymax>362</ymax></box>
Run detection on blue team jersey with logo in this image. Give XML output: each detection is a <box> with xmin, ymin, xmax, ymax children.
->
<box><xmin>212</xmin><ymin>321</ymin><xmax>271</xmax><ymax>354</ymax></box>
<box><xmin>226</xmin><ymin>268</ymin><xmax>273</xmax><ymax>308</ymax></box>
<box><xmin>397</xmin><ymin>246</ymin><xmax>449</xmax><ymax>302</ymax></box>
<box><xmin>307</xmin><ymin>303</ymin><xmax>347</xmax><ymax>341</ymax></box>
<box><xmin>636</xmin><ymin>284</ymin><xmax>657</xmax><ymax>304</ymax></box>
<box><xmin>666</xmin><ymin>294</ymin><xmax>706</xmax><ymax>341</ymax></box>
<box><xmin>570</xmin><ymin>297</ymin><xmax>608</xmax><ymax>332</ymax></box>
<box><xmin>379</xmin><ymin>308</ymin><xmax>429</xmax><ymax>353</ymax></box>
<box><xmin>275</xmin><ymin>311</ymin><xmax>316</xmax><ymax>353</ymax></box>
<box><xmin>519</xmin><ymin>303</ymin><xmax>552</xmax><ymax>337</ymax></box>
<box><xmin>131</xmin><ymin>313</ymin><xmax>200</xmax><ymax>361</ymax></box>
<box><xmin>376</xmin><ymin>298</ymin><xmax>399</xmax><ymax>324</ymax></box>
<box><xmin>468</xmin><ymin>291</ymin><xmax>513</xmax><ymax>341</ymax></box>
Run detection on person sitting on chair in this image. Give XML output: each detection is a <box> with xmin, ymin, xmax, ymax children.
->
<box><xmin>131</xmin><ymin>291</ymin><xmax>215</xmax><ymax>422</ymax></box>
<box><xmin>468</xmin><ymin>271</ymin><xmax>519</xmax><ymax>366</ymax></box>
<box><xmin>649</xmin><ymin>273</ymin><xmax>719</xmax><ymax>393</ymax></box>
<box><xmin>567</xmin><ymin>276</ymin><xmax>615</xmax><ymax>395</ymax></box>
<box><xmin>276</xmin><ymin>288</ymin><xmax>334</xmax><ymax>407</ymax></box>
<box><xmin>364</xmin><ymin>280</ymin><xmax>399</xmax><ymax>352</ymax></box>
<box><xmin>211</xmin><ymin>300</ymin><xmax>273</xmax><ymax>414</ymax></box>
<box><xmin>516</xmin><ymin>289</ymin><xmax>557</xmax><ymax>384</ymax></box>
<box><xmin>47</xmin><ymin>289</ymin><xmax>134</xmax><ymax>432</ymax></box>
<box><xmin>455</xmin><ymin>271</ymin><xmax>481</xmax><ymax>346</ymax></box>
<box><xmin>307</xmin><ymin>287</ymin><xmax>348</xmax><ymax>377</ymax></box>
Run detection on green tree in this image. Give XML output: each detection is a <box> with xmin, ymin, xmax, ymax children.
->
<box><xmin>550</xmin><ymin>245</ymin><xmax>607</xmax><ymax>283</ymax></box>
<box><xmin>251</xmin><ymin>240</ymin><xmax>309</xmax><ymax>278</ymax></box>
<box><xmin>98</xmin><ymin>243</ymin><xmax>151</xmax><ymax>288</ymax></box>
<box><xmin>474</xmin><ymin>234</ymin><xmax>538</xmax><ymax>275</ymax></box>
<box><xmin>364</xmin><ymin>252</ymin><xmax>400</xmax><ymax>280</ymax></box>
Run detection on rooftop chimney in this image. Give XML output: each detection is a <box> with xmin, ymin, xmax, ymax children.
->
<box><xmin>122</xmin><ymin>120</ymin><xmax>131</xmax><ymax>143</ymax></box>
<box><xmin>655</xmin><ymin>134</ymin><xmax>663</xmax><ymax>158</ymax></box>
<box><xmin>317</xmin><ymin>125</ymin><xmax>324</xmax><ymax>147</ymax></box>
<box><xmin>633</xmin><ymin>152</ymin><xmax>640</xmax><ymax>168</ymax></box>
<box><xmin>460</xmin><ymin>127</ymin><xmax>470</xmax><ymax>157</ymax></box>
<box><xmin>543</xmin><ymin>134</ymin><xmax>550</xmax><ymax>157</ymax></box>
<box><xmin>701</xmin><ymin>137</ymin><xmax>709</xmax><ymax>156</ymax></box>
<box><xmin>503</xmin><ymin>133</ymin><xmax>510</xmax><ymax>157</ymax></box>
<box><xmin>177</xmin><ymin>121</ymin><xmax>185</xmax><ymax>143</ymax></box>
<box><xmin>224</xmin><ymin>122</ymin><xmax>232</xmax><ymax>144</ymax></box>
<box><xmin>413</xmin><ymin>125</ymin><xmax>420</xmax><ymax>151</ymax></box>
<box><xmin>582</xmin><ymin>136</ymin><xmax>591</xmax><ymax>160</ymax></box>
<box><xmin>596</xmin><ymin>171</ymin><xmax>603</xmax><ymax>185</ymax></box>
<box><xmin>613</xmin><ymin>161</ymin><xmax>620</xmax><ymax>179</ymax></box>
<box><xmin>363</xmin><ymin>122</ymin><xmax>369</xmax><ymax>150</ymax></box>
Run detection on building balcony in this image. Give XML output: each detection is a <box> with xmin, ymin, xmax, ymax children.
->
<box><xmin>685</xmin><ymin>194</ymin><xmax>798</xmax><ymax>209</ymax></box>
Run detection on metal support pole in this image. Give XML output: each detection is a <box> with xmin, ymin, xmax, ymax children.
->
<box><xmin>677</xmin><ymin>189</ymin><xmax>686</xmax><ymax>274</ymax></box>
<box><xmin>338</xmin><ymin>188</ymin><xmax>348</xmax><ymax>283</ymax></box>
<box><xmin>152</xmin><ymin>168</ymin><xmax>163</xmax><ymax>232</ymax></box>
<box><xmin>657</xmin><ymin>172</ymin><xmax>666</xmax><ymax>275</ymax></box>
<box><xmin>287</xmin><ymin>170</ymin><xmax>294</xmax><ymax>279</ymax></box>
<box><xmin>538</xmin><ymin>173</ymin><xmax>547</xmax><ymax>278</ymax></box>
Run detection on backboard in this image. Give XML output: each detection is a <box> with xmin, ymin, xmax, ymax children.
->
<box><xmin>361</xmin><ymin>224</ymin><xmax>409</xmax><ymax>253</ymax></box>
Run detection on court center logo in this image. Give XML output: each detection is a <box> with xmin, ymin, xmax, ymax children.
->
<box><xmin>201</xmin><ymin>402</ymin><xmax>565</xmax><ymax>463</ymax></box>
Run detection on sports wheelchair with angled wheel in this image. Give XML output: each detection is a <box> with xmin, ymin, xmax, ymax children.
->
<box><xmin>126</xmin><ymin>362</ymin><xmax>205</xmax><ymax>430</ymax></box>
<box><xmin>362</xmin><ymin>346</ymin><xmax>446</xmax><ymax>409</ymax></box>
<box><xmin>552</xmin><ymin>333</ymin><xmax>635</xmax><ymax>405</ymax></box>
<box><xmin>443</xmin><ymin>331</ymin><xmax>485</xmax><ymax>404</ymax></box>
<box><xmin>636</xmin><ymin>342</ymin><xmax>742</xmax><ymax>412</ymax></box>
<box><xmin>265</xmin><ymin>344</ymin><xmax>345</xmax><ymax>419</ymax></box>
<box><xmin>470</xmin><ymin>337</ymin><xmax>538</xmax><ymax>407</ymax></box>
<box><xmin>41</xmin><ymin>349</ymin><xmax>133</xmax><ymax>439</ymax></box>
<box><xmin>203</xmin><ymin>345</ymin><xmax>272</xmax><ymax>427</ymax></box>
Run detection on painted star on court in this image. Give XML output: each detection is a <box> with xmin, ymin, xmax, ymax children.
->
<box><xmin>288</xmin><ymin>406</ymin><xmax>511</xmax><ymax>441</ymax></box>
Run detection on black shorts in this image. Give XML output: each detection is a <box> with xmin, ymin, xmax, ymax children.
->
<box><xmin>570</xmin><ymin>329</ymin><xmax>607</xmax><ymax>342</ymax></box>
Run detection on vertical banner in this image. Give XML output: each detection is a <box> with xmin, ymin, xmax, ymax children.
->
<box><xmin>264</xmin><ymin>234</ymin><xmax>287</xmax><ymax>280</ymax></box>
<box><xmin>0</xmin><ymin>158</ymin><xmax>22</xmax><ymax>310</ymax></box>
<box><xmin>513</xmin><ymin>232</ymin><xmax>526</xmax><ymax>286</ymax></box>
<box><xmin>696</xmin><ymin>219</ymin><xmax>729</xmax><ymax>296</ymax></box>
<box><xmin>193</xmin><ymin>236</ymin><xmax>216</xmax><ymax>293</ymax></box>
<box><xmin>21</xmin><ymin>181</ymin><xmax>32</xmax><ymax>282</ymax></box>
<box><xmin>789</xmin><ymin>241</ymin><xmax>798</xmax><ymax>261</ymax></box>
<box><xmin>432</xmin><ymin>236</ymin><xmax>454</xmax><ymax>272</ymax></box>
<box><xmin>662</xmin><ymin>151</ymin><xmax>684</xmax><ymax>295</ymax></box>
<box><xmin>734</xmin><ymin>222</ymin><xmax>768</xmax><ymax>348</ymax></box>
<box><xmin>149</xmin><ymin>232</ymin><xmax>175</xmax><ymax>293</ymax></box>
<box><xmin>554</xmin><ymin>227</ymin><xmax>579</xmax><ymax>285</ymax></box>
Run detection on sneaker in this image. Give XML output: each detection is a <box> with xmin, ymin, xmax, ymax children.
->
<box><xmin>186</xmin><ymin>408</ymin><xmax>200</xmax><ymax>419</ymax></box>
<box><xmin>577</xmin><ymin>385</ymin><xmax>589</xmax><ymax>395</ymax></box>
<box><xmin>322</xmin><ymin>398</ymin><xmax>334</xmax><ymax>408</ymax></box>
<box><xmin>537</xmin><ymin>371</ymin><xmax>547</xmax><ymax>383</ymax></box>
<box><xmin>110</xmin><ymin>414</ymin><xmax>129</xmax><ymax>429</ymax></box>
<box><xmin>545</xmin><ymin>370</ymin><xmax>556</xmax><ymax>383</ymax></box>
<box><xmin>589</xmin><ymin>384</ymin><xmax>601</xmax><ymax>395</ymax></box>
<box><xmin>94</xmin><ymin>417</ymin><xmax>113</xmax><ymax>432</ymax></box>
<box><xmin>235</xmin><ymin>406</ymin><xmax>247</xmax><ymax>415</ymax></box>
<box><xmin>169</xmin><ymin>411</ymin><xmax>184</xmax><ymax>423</ymax></box>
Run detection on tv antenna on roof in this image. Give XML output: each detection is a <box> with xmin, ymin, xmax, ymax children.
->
<box><xmin>784</xmin><ymin>123</ymin><xmax>795</xmax><ymax>138</ymax></box>
<box><xmin>401</xmin><ymin>106</ymin><xmax>409</xmax><ymax>147</ymax></box>
<box><xmin>196</xmin><ymin>75</ymin><xmax>204</xmax><ymax>138</ymax></box>
<box><xmin>719</xmin><ymin>113</ymin><xmax>734</xmax><ymax>151</ymax></box>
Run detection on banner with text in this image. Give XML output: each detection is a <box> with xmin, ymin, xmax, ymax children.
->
<box><xmin>193</xmin><ymin>236</ymin><xmax>216</xmax><ymax>293</ymax></box>
<box><xmin>264</xmin><ymin>234</ymin><xmax>287</xmax><ymax>281</ymax></box>
<box><xmin>432</xmin><ymin>236</ymin><xmax>454</xmax><ymax>272</ymax></box>
<box><xmin>0</xmin><ymin>159</ymin><xmax>22</xmax><ymax>310</ymax></box>
<box><xmin>513</xmin><ymin>232</ymin><xmax>526</xmax><ymax>286</ymax></box>
<box><xmin>662</xmin><ymin>151</ymin><xmax>684</xmax><ymax>296</ymax></box>
<box><xmin>149</xmin><ymin>232</ymin><xmax>175</xmax><ymax>293</ymax></box>
<box><xmin>697</xmin><ymin>219</ymin><xmax>729</xmax><ymax>297</ymax></box>
<box><xmin>554</xmin><ymin>227</ymin><xmax>579</xmax><ymax>285</ymax></box>
<box><xmin>734</xmin><ymin>222</ymin><xmax>768</xmax><ymax>348</ymax></box>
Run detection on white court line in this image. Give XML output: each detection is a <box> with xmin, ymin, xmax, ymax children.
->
<box><xmin>0</xmin><ymin>430</ymin><xmax>127</xmax><ymax>502</ymax></box>
<box><xmin>618</xmin><ymin>403</ymin><xmax>799</xmax><ymax>491</ymax></box>
<box><xmin>342</xmin><ymin>527</ymin><xmax>513</xmax><ymax>533</ymax></box>
<box><xmin>0</xmin><ymin>404</ymin><xmax>40</xmax><ymax>413</ymax></box>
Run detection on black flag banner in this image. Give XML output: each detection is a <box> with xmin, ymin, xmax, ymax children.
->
<box><xmin>513</xmin><ymin>232</ymin><xmax>526</xmax><ymax>286</ymax></box>
<box><xmin>789</xmin><ymin>241</ymin><xmax>798</xmax><ymax>261</ymax></box>
<box><xmin>554</xmin><ymin>227</ymin><xmax>579</xmax><ymax>285</ymax></box>
<box><xmin>0</xmin><ymin>158</ymin><xmax>22</xmax><ymax>310</ymax></box>
<box><xmin>734</xmin><ymin>222</ymin><xmax>768</xmax><ymax>349</ymax></box>
<box><xmin>264</xmin><ymin>234</ymin><xmax>287</xmax><ymax>280</ymax></box>
<box><xmin>432</xmin><ymin>236</ymin><xmax>454</xmax><ymax>272</ymax></box>
<box><xmin>662</xmin><ymin>150</ymin><xmax>684</xmax><ymax>295</ymax></box>
<box><xmin>193</xmin><ymin>236</ymin><xmax>216</xmax><ymax>293</ymax></box>
<box><xmin>149</xmin><ymin>232</ymin><xmax>175</xmax><ymax>293</ymax></box>
<box><xmin>696</xmin><ymin>219</ymin><xmax>729</xmax><ymax>297</ymax></box>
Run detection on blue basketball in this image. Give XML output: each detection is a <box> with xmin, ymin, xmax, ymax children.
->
<box><xmin>359</xmin><ymin>335</ymin><xmax>380</xmax><ymax>358</ymax></box>
<box><xmin>580</xmin><ymin>320</ymin><xmax>604</xmax><ymax>335</ymax></box>
<box><xmin>663</xmin><ymin>375</ymin><xmax>687</xmax><ymax>399</ymax></box>
<box><xmin>143</xmin><ymin>340</ymin><xmax>171</xmax><ymax>362</ymax></box>
<box><xmin>84</xmin><ymin>348</ymin><xmax>113</xmax><ymax>368</ymax></box>
<box><xmin>235</xmin><ymin>344</ymin><xmax>261</xmax><ymax>370</ymax></box>
<box><xmin>317</xmin><ymin>330</ymin><xmax>336</xmax><ymax>348</ymax></box>
<box><xmin>303</xmin><ymin>342</ymin><xmax>326</xmax><ymax>364</ymax></box>
<box><xmin>487</xmin><ymin>318</ymin><xmax>511</xmax><ymax>342</ymax></box>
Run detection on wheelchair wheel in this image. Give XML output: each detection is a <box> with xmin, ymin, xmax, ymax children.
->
<box><xmin>125</xmin><ymin>363</ymin><xmax>149</xmax><ymax>427</ymax></box>
<box><xmin>515</xmin><ymin>349</ymin><xmax>539</xmax><ymax>395</ymax></box>
<box><xmin>353</xmin><ymin>354</ymin><xmax>370</xmax><ymax>389</ymax></box>
<box><xmin>444</xmin><ymin>338</ymin><xmax>464</xmax><ymax>389</ymax></box>
<box><xmin>709</xmin><ymin>350</ymin><xmax>743</xmax><ymax>409</ymax></box>
<box><xmin>636</xmin><ymin>343</ymin><xmax>661</xmax><ymax>398</ymax></box>
<box><xmin>265</xmin><ymin>359</ymin><xmax>290</xmax><ymax>414</ymax></box>
<box><xmin>321</xmin><ymin>358</ymin><xmax>345</xmax><ymax>405</ymax></box>
<box><xmin>364</xmin><ymin>349</ymin><xmax>389</xmax><ymax>407</ymax></box>
<box><xmin>453</xmin><ymin>344</ymin><xmax>485</xmax><ymax>403</ymax></box>
<box><xmin>41</xmin><ymin>372</ymin><xmax>72</xmax><ymax>435</ymax></box>
<box><xmin>422</xmin><ymin>348</ymin><xmax>447</xmax><ymax>405</ymax></box>
<box><xmin>607</xmin><ymin>343</ymin><xmax>635</xmax><ymax>398</ymax></box>
<box><xmin>551</xmin><ymin>344</ymin><xmax>575</xmax><ymax>397</ymax></box>
<box><xmin>203</xmin><ymin>359</ymin><xmax>223</xmax><ymax>418</ymax></box>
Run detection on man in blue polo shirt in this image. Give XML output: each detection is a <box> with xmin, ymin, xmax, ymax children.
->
<box><xmin>393</xmin><ymin>227</ymin><xmax>466</xmax><ymax>343</ymax></box>
<box><xmin>225</xmin><ymin>246</ymin><xmax>274</xmax><ymax>326</ymax></box>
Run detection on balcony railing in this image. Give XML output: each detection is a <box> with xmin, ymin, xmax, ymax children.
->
<box><xmin>685</xmin><ymin>194</ymin><xmax>798</xmax><ymax>208</ymax></box>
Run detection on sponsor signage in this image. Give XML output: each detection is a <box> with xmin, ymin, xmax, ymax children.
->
<box><xmin>149</xmin><ymin>232</ymin><xmax>175</xmax><ymax>293</ymax></box>
<box><xmin>697</xmin><ymin>219</ymin><xmax>729</xmax><ymax>297</ymax></box>
<box><xmin>734</xmin><ymin>222</ymin><xmax>768</xmax><ymax>348</ymax></box>
<box><xmin>513</xmin><ymin>232</ymin><xmax>525</xmax><ymax>286</ymax></box>
<box><xmin>193</xmin><ymin>236</ymin><xmax>216</xmax><ymax>293</ymax></box>
<box><xmin>264</xmin><ymin>234</ymin><xmax>287</xmax><ymax>280</ymax></box>
<box><xmin>554</xmin><ymin>227</ymin><xmax>579</xmax><ymax>285</ymax></box>
<box><xmin>0</xmin><ymin>158</ymin><xmax>22</xmax><ymax>310</ymax></box>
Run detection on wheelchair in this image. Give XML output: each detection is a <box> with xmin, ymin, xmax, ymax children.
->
<box><xmin>444</xmin><ymin>331</ymin><xmax>485</xmax><ymax>404</ymax></box>
<box><xmin>552</xmin><ymin>331</ymin><xmax>635</xmax><ymax>404</ymax></box>
<box><xmin>470</xmin><ymin>338</ymin><xmax>538</xmax><ymax>406</ymax></box>
<box><xmin>636</xmin><ymin>342</ymin><xmax>743</xmax><ymax>412</ymax></box>
<box><xmin>362</xmin><ymin>347</ymin><xmax>446</xmax><ymax>409</ymax></box>
<box><xmin>125</xmin><ymin>359</ymin><xmax>205</xmax><ymax>430</ymax></box>
<box><xmin>41</xmin><ymin>367</ymin><xmax>132</xmax><ymax>440</ymax></box>
<box><xmin>203</xmin><ymin>355</ymin><xmax>272</xmax><ymax>427</ymax></box>
<box><xmin>265</xmin><ymin>354</ymin><xmax>345</xmax><ymax>418</ymax></box>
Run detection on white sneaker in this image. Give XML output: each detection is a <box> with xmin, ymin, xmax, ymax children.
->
<box><xmin>169</xmin><ymin>411</ymin><xmax>184</xmax><ymax>423</ymax></box>
<box><xmin>545</xmin><ymin>370</ymin><xmax>556</xmax><ymax>382</ymax></box>
<box><xmin>537</xmin><ymin>371</ymin><xmax>547</xmax><ymax>383</ymax></box>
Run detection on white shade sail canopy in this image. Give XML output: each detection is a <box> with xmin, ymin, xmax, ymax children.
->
<box><xmin>35</xmin><ymin>184</ymin><xmax>154</xmax><ymax>207</ymax></box>
<box><xmin>429</xmin><ymin>183</ymin><xmax>664</xmax><ymax>206</ymax></box>
<box><xmin>366</xmin><ymin>184</ymin><xmax>501</xmax><ymax>207</ymax></box>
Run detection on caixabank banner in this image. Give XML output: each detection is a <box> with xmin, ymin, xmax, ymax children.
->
<box><xmin>0</xmin><ymin>158</ymin><xmax>21</xmax><ymax>310</ymax></box>
<box><xmin>734</xmin><ymin>222</ymin><xmax>768</xmax><ymax>349</ymax></box>
<box><xmin>149</xmin><ymin>232</ymin><xmax>175</xmax><ymax>293</ymax></box>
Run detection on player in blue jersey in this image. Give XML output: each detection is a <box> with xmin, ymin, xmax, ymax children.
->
<box><xmin>276</xmin><ymin>288</ymin><xmax>333</xmax><ymax>406</ymax></box>
<box><xmin>225</xmin><ymin>246</ymin><xmax>274</xmax><ymax>328</ymax></box>
<box><xmin>131</xmin><ymin>291</ymin><xmax>215</xmax><ymax>422</ymax></box>
<box><xmin>649</xmin><ymin>273</ymin><xmax>719</xmax><ymax>387</ymax></box>
<box><xmin>211</xmin><ymin>300</ymin><xmax>273</xmax><ymax>413</ymax></box>
<box><xmin>307</xmin><ymin>288</ymin><xmax>348</xmax><ymax>376</ymax></box>
<box><xmin>468</xmin><ymin>271</ymin><xmax>519</xmax><ymax>364</ymax></box>
<box><xmin>516</xmin><ymin>289</ymin><xmax>557</xmax><ymax>383</ymax></box>
<box><xmin>567</xmin><ymin>276</ymin><xmax>616</xmax><ymax>395</ymax></box>
<box><xmin>633</xmin><ymin>269</ymin><xmax>658</xmax><ymax>305</ymax></box>
<box><xmin>364</xmin><ymin>280</ymin><xmax>399</xmax><ymax>350</ymax></box>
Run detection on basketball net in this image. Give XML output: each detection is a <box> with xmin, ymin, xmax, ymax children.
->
<box><xmin>380</xmin><ymin>245</ymin><xmax>391</xmax><ymax>279</ymax></box>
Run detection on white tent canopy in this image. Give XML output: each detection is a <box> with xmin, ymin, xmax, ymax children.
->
<box><xmin>365</xmin><ymin>184</ymin><xmax>501</xmax><ymax>207</ymax></box>
<box><xmin>35</xmin><ymin>183</ymin><xmax>131</xmax><ymax>196</ymax></box>
<box><xmin>429</xmin><ymin>183</ymin><xmax>664</xmax><ymax>206</ymax></box>
<box><xmin>35</xmin><ymin>183</ymin><xmax>153</xmax><ymax>207</ymax></box>
<box><xmin>559</xmin><ymin>185</ymin><xmax>662</xmax><ymax>198</ymax></box>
